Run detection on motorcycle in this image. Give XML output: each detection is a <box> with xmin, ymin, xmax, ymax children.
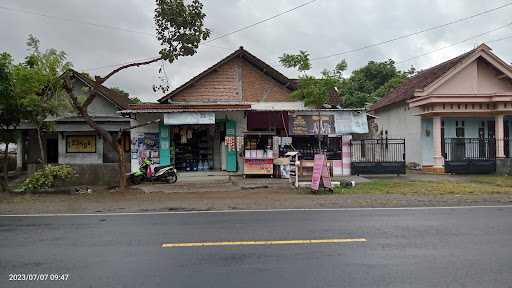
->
<box><xmin>129</xmin><ymin>159</ymin><xmax>178</xmax><ymax>185</ymax></box>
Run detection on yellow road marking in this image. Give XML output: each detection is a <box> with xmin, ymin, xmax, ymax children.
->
<box><xmin>161</xmin><ymin>238</ymin><xmax>367</xmax><ymax>248</ymax></box>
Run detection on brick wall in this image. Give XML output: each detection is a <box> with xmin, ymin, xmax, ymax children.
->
<box><xmin>172</xmin><ymin>58</ymin><xmax>242</xmax><ymax>102</ymax></box>
<box><xmin>241</xmin><ymin>60</ymin><xmax>293</xmax><ymax>102</ymax></box>
<box><xmin>171</xmin><ymin>57</ymin><xmax>293</xmax><ymax>103</ymax></box>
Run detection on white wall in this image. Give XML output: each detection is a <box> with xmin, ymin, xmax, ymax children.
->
<box><xmin>71</xmin><ymin>81</ymin><xmax>119</xmax><ymax>116</ymax></box>
<box><xmin>373</xmin><ymin>102</ymin><xmax>423</xmax><ymax>165</ymax></box>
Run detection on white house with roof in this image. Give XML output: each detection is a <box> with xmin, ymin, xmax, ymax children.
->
<box><xmin>369</xmin><ymin>44</ymin><xmax>512</xmax><ymax>174</ymax></box>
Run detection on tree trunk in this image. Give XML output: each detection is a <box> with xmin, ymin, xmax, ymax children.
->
<box><xmin>1</xmin><ymin>143</ymin><xmax>9</xmax><ymax>192</ymax></box>
<box><xmin>36</xmin><ymin>128</ymin><xmax>46</xmax><ymax>165</ymax></box>
<box><xmin>115</xmin><ymin>134</ymin><xmax>127</xmax><ymax>191</ymax></box>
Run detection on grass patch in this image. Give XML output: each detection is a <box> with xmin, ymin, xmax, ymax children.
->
<box><xmin>335</xmin><ymin>177</ymin><xmax>512</xmax><ymax>195</ymax></box>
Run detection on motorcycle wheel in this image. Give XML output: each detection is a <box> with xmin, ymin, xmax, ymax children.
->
<box><xmin>131</xmin><ymin>175</ymin><xmax>143</xmax><ymax>185</ymax></box>
<box><xmin>167</xmin><ymin>173</ymin><xmax>177</xmax><ymax>184</ymax></box>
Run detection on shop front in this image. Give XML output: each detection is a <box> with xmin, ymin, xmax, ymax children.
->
<box><xmin>125</xmin><ymin>104</ymin><xmax>368</xmax><ymax>177</ymax></box>
<box><xmin>241</xmin><ymin>110</ymin><xmax>368</xmax><ymax>178</ymax></box>
<box><xmin>125</xmin><ymin>104</ymin><xmax>250</xmax><ymax>173</ymax></box>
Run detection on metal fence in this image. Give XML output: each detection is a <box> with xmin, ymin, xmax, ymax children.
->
<box><xmin>443</xmin><ymin>138</ymin><xmax>496</xmax><ymax>174</ymax></box>
<box><xmin>350</xmin><ymin>138</ymin><xmax>406</xmax><ymax>175</ymax></box>
<box><xmin>443</xmin><ymin>138</ymin><xmax>496</xmax><ymax>161</ymax></box>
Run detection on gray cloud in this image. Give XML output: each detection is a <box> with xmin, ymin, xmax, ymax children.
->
<box><xmin>2</xmin><ymin>0</ymin><xmax>511</xmax><ymax>102</ymax></box>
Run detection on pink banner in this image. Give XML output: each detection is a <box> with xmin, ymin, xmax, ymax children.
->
<box><xmin>311</xmin><ymin>154</ymin><xmax>332</xmax><ymax>191</ymax></box>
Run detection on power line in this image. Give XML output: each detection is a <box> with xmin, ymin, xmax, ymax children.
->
<box><xmin>0</xmin><ymin>4</ymin><xmax>156</xmax><ymax>36</ymax></box>
<box><xmin>0</xmin><ymin>4</ymin><xmax>232</xmax><ymax>51</ymax></box>
<box><xmin>396</xmin><ymin>22</ymin><xmax>512</xmax><ymax>65</ymax></box>
<box><xmin>310</xmin><ymin>1</ymin><xmax>512</xmax><ymax>61</ymax></box>
<box><xmin>84</xmin><ymin>0</ymin><xmax>317</xmax><ymax>72</ymax></box>
<box><xmin>204</xmin><ymin>0</ymin><xmax>317</xmax><ymax>44</ymax></box>
<box><xmin>486</xmin><ymin>34</ymin><xmax>512</xmax><ymax>43</ymax></box>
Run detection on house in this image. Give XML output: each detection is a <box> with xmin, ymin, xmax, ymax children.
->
<box><xmin>369</xmin><ymin>44</ymin><xmax>512</xmax><ymax>174</ymax></box>
<box><xmin>121</xmin><ymin>47</ymin><xmax>368</xmax><ymax>176</ymax></box>
<box><xmin>16</xmin><ymin>69</ymin><xmax>131</xmax><ymax>183</ymax></box>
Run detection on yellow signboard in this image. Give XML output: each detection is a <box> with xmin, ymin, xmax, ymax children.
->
<box><xmin>66</xmin><ymin>135</ymin><xmax>96</xmax><ymax>153</ymax></box>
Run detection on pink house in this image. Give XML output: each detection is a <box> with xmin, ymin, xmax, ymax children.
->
<box><xmin>370</xmin><ymin>44</ymin><xmax>512</xmax><ymax>174</ymax></box>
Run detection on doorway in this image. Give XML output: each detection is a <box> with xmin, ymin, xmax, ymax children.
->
<box><xmin>46</xmin><ymin>138</ymin><xmax>58</xmax><ymax>163</ymax></box>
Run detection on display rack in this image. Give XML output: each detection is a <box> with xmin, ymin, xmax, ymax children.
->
<box><xmin>173</xmin><ymin>127</ymin><xmax>213</xmax><ymax>172</ymax></box>
<box><xmin>243</xmin><ymin>131</ymin><xmax>275</xmax><ymax>176</ymax></box>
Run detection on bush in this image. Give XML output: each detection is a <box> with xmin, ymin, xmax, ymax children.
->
<box><xmin>19</xmin><ymin>165</ymin><xmax>76</xmax><ymax>192</ymax></box>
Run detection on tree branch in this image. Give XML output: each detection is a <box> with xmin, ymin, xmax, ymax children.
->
<box><xmin>63</xmin><ymin>76</ymin><xmax>114</xmax><ymax>146</ymax></box>
<box><xmin>82</xmin><ymin>92</ymin><xmax>97</xmax><ymax>109</ymax></box>
<box><xmin>96</xmin><ymin>57</ymin><xmax>162</xmax><ymax>85</ymax></box>
<box><xmin>120</xmin><ymin>119</ymin><xmax>161</xmax><ymax>132</ymax></box>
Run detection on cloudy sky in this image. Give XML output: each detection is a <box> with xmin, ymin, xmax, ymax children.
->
<box><xmin>1</xmin><ymin>0</ymin><xmax>512</xmax><ymax>102</ymax></box>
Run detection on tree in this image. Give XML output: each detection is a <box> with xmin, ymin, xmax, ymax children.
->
<box><xmin>63</xmin><ymin>0</ymin><xmax>211</xmax><ymax>191</ymax></box>
<box><xmin>110</xmin><ymin>87</ymin><xmax>143</xmax><ymax>104</ymax></box>
<box><xmin>129</xmin><ymin>97</ymin><xmax>143</xmax><ymax>104</ymax></box>
<box><xmin>280</xmin><ymin>52</ymin><xmax>345</xmax><ymax>149</ymax></box>
<box><xmin>12</xmin><ymin>35</ymin><xmax>72</xmax><ymax>164</ymax></box>
<box><xmin>0</xmin><ymin>53</ymin><xmax>20</xmax><ymax>192</ymax></box>
<box><xmin>340</xmin><ymin>59</ymin><xmax>409</xmax><ymax>108</ymax></box>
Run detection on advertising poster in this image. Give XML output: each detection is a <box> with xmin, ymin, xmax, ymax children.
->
<box><xmin>288</xmin><ymin>114</ymin><xmax>335</xmax><ymax>135</ymax></box>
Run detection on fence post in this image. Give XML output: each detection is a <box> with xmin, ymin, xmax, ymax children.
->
<box><xmin>342</xmin><ymin>135</ymin><xmax>352</xmax><ymax>176</ymax></box>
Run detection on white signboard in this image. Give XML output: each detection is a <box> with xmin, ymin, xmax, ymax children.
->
<box><xmin>335</xmin><ymin>111</ymin><xmax>368</xmax><ymax>134</ymax></box>
<box><xmin>164</xmin><ymin>112</ymin><xmax>215</xmax><ymax>125</ymax></box>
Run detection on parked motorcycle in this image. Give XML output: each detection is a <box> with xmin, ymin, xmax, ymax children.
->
<box><xmin>129</xmin><ymin>159</ymin><xmax>177</xmax><ymax>185</ymax></box>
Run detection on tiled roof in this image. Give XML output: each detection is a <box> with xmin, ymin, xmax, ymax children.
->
<box><xmin>158</xmin><ymin>47</ymin><xmax>294</xmax><ymax>103</ymax></box>
<box><xmin>69</xmin><ymin>69</ymin><xmax>130</xmax><ymax>110</ymax></box>
<box><xmin>369</xmin><ymin>48</ymin><xmax>478</xmax><ymax>112</ymax></box>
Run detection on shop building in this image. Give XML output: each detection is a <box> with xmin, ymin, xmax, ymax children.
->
<box><xmin>122</xmin><ymin>47</ymin><xmax>368</xmax><ymax>175</ymax></box>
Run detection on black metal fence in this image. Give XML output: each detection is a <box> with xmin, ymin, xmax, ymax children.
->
<box><xmin>350</xmin><ymin>138</ymin><xmax>406</xmax><ymax>175</ymax></box>
<box><xmin>443</xmin><ymin>138</ymin><xmax>496</xmax><ymax>174</ymax></box>
<box><xmin>295</xmin><ymin>148</ymin><xmax>341</xmax><ymax>160</ymax></box>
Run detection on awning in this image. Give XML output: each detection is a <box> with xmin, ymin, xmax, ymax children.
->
<box><xmin>164</xmin><ymin>112</ymin><xmax>215</xmax><ymax>125</ymax></box>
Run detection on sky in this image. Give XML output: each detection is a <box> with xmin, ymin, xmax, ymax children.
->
<box><xmin>1</xmin><ymin>0</ymin><xmax>512</xmax><ymax>102</ymax></box>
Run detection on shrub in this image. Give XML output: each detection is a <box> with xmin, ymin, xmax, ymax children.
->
<box><xmin>19</xmin><ymin>165</ymin><xmax>76</xmax><ymax>192</ymax></box>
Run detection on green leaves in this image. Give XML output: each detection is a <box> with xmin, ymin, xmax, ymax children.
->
<box><xmin>19</xmin><ymin>165</ymin><xmax>76</xmax><ymax>192</ymax></box>
<box><xmin>0</xmin><ymin>52</ymin><xmax>23</xmax><ymax>135</ymax></box>
<box><xmin>279</xmin><ymin>51</ymin><xmax>311</xmax><ymax>73</ymax></box>
<box><xmin>154</xmin><ymin>0</ymin><xmax>210</xmax><ymax>63</ymax></box>
<box><xmin>280</xmin><ymin>51</ymin><xmax>343</xmax><ymax>108</ymax></box>
<box><xmin>340</xmin><ymin>59</ymin><xmax>407</xmax><ymax>108</ymax></box>
<box><xmin>10</xmin><ymin>35</ymin><xmax>73</xmax><ymax>128</ymax></box>
<box><xmin>279</xmin><ymin>50</ymin><xmax>408</xmax><ymax>108</ymax></box>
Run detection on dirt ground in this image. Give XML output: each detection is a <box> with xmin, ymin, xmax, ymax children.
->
<box><xmin>1</xmin><ymin>183</ymin><xmax>512</xmax><ymax>215</ymax></box>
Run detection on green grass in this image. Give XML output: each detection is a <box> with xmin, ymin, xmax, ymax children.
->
<box><xmin>335</xmin><ymin>176</ymin><xmax>512</xmax><ymax>195</ymax></box>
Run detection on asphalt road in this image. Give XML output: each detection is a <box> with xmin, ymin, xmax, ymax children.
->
<box><xmin>1</xmin><ymin>206</ymin><xmax>512</xmax><ymax>288</ymax></box>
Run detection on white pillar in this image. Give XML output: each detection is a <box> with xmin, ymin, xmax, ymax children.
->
<box><xmin>495</xmin><ymin>114</ymin><xmax>505</xmax><ymax>159</ymax></box>
<box><xmin>432</xmin><ymin>116</ymin><xmax>444</xmax><ymax>167</ymax></box>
